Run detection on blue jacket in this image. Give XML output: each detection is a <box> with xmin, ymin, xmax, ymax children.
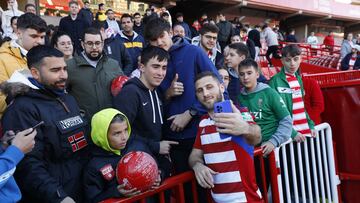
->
<box><xmin>0</xmin><ymin>146</ymin><xmax>24</xmax><ymax>202</ymax></box>
<box><xmin>117</xmin><ymin>31</ymin><xmax>145</xmax><ymax>76</ymax></box>
<box><xmin>341</xmin><ymin>53</ymin><xmax>360</xmax><ymax>70</ymax></box>
<box><xmin>159</xmin><ymin>38</ymin><xmax>222</xmax><ymax>140</ymax></box>
<box><xmin>104</xmin><ymin>35</ymin><xmax>133</xmax><ymax>71</ymax></box>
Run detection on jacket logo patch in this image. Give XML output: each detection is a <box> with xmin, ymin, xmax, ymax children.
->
<box><xmin>67</xmin><ymin>131</ymin><xmax>88</xmax><ymax>152</ymax></box>
<box><xmin>277</xmin><ymin>87</ymin><xmax>292</xmax><ymax>94</ymax></box>
<box><xmin>59</xmin><ymin>116</ymin><xmax>84</xmax><ymax>131</ymax></box>
<box><xmin>100</xmin><ymin>164</ymin><xmax>115</xmax><ymax>181</ymax></box>
<box><xmin>123</xmin><ymin>42</ymin><xmax>143</xmax><ymax>48</ymax></box>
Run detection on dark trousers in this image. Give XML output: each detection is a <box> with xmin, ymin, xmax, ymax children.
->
<box><xmin>266</xmin><ymin>45</ymin><xmax>281</xmax><ymax>66</ymax></box>
<box><xmin>170</xmin><ymin>138</ymin><xmax>208</xmax><ymax>203</ymax></box>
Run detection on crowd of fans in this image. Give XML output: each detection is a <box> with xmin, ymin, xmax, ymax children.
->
<box><xmin>0</xmin><ymin>0</ymin><xmax>355</xmax><ymax>202</ymax></box>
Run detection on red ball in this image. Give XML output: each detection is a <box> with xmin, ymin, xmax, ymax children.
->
<box><xmin>116</xmin><ymin>151</ymin><xmax>159</xmax><ymax>192</ymax></box>
<box><xmin>111</xmin><ymin>75</ymin><xmax>129</xmax><ymax>97</ymax></box>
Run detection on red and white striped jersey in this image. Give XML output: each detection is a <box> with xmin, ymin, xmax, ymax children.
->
<box><xmin>193</xmin><ymin>115</ymin><xmax>263</xmax><ymax>203</ymax></box>
<box><xmin>286</xmin><ymin>74</ymin><xmax>311</xmax><ymax>137</ymax></box>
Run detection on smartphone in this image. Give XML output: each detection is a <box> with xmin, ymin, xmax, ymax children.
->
<box><xmin>214</xmin><ymin>100</ymin><xmax>232</xmax><ymax>114</ymax></box>
<box><xmin>26</xmin><ymin>121</ymin><xmax>44</xmax><ymax>135</ymax></box>
<box><xmin>214</xmin><ymin>100</ymin><xmax>232</xmax><ymax>139</ymax></box>
<box><xmin>6</xmin><ymin>121</ymin><xmax>44</xmax><ymax>145</ymax></box>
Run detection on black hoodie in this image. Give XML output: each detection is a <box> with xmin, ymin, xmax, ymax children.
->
<box><xmin>113</xmin><ymin>77</ymin><xmax>163</xmax><ymax>155</ymax></box>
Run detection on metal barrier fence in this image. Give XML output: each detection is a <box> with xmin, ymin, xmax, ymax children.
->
<box><xmin>103</xmin><ymin>123</ymin><xmax>340</xmax><ymax>203</ymax></box>
<box><xmin>274</xmin><ymin>123</ymin><xmax>340</xmax><ymax>203</ymax></box>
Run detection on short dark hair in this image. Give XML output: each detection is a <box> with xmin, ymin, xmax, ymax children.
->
<box><xmin>82</xmin><ymin>27</ymin><xmax>102</xmax><ymax>41</ymax></box>
<box><xmin>98</xmin><ymin>3</ymin><xmax>104</xmax><ymax>9</ymax></box>
<box><xmin>199</xmin><ymin>23</ymin><xmax>219</xmax><ymax>35</ymax></box>
<box><xmin>195</xmin><ymin>71</ymin><xmax>220</xmax><ymax>84</ymax></box>
<box><xmin>144</xmin><ymin>18</ymin><xmax>171</xmax><ymax>41</ymax></box>
<box><xmin>133</xmin><ymin>12</ymin><xmax>141</xmax><ymax>17</ymax></box>
<box><xmin>120</xmin><ymin>13</ymin><xmax>133</xmax><ymax>22</ymax></box>
<box><xmin>84</xmin><ymin>1</ymin><xmax>89</xmax><ymax>4</ymax></box>
<box><xmin>10</xmin><ymin>16</ymin><xmax>18</xmax><ymax>26</ymax></box>
<box><xmin>50</xmin><ymin>31</ymin><xmax>72</xmax><ymax>48</ymax></box>
<box><xmin>281</xmin><ymin>44</ymin><xmax>301</xmax><ymax>57</ymax></box>
<box><xmin>68</xmin><ymin>1</ymin><xmax>78</xmax><ymax>7</ymax></box>
<box><xmin>141</xmin><ymin>46</ymin><xmax>170</xmax><ymax>65</ymax></box>
<box><xmin>176</xmin><ymin>12</ymin><xmax>183</xmax><ymax>18</ymax></box>
<box><xmin>228</xmin><ymin>43</ymin><xmax>250</xmax><ymax>58</ymax></box>
<box><xmin>111</xmin><ymin>114</ymin><xmax>127</xmax><ymax>124</ymax></box>
<box><xmin>17</xmin><ymin>13</ymin><xmax>47</xmax><ymax>33</ymax></box>
<box><xmin>239</xmin><ymin>58</ymin><xmax>259</xmax><ymax>72</ymax></box>
<box><xmin>25</xmin><ymin>3</ymin><xmax>35</xmax><ymax>10</ymax></box>
<box><xmin>27</xmin><ymin>45</ymin><xmax>64</xmax><ymax>69</ymax></box>
<box><xmin>161</xmin><ymin>12</ymin><xmax>169</xmax><ymax>18</ymax></box>
<box><xmin>105</xmin><ymin>9</ymin><xmax>113</xmax><ymax>15</ymax></box>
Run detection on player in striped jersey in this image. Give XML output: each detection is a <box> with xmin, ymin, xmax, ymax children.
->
<box><xmin>189</xmin><ymin>71</ymin><xmax>263</xmax><ymax>203</ymax></box>
<box><xmin>269</xmin><ymin>44</ymin><xmax>316</xmax><ymax>142</ymax></box>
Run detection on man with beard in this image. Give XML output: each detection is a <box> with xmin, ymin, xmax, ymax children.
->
<box><xmin>189</xmin><ymin>71</ymin><xmax>263</xmax><ymax>203</ymax></box>
<box><xmin>1</xmin><ymin>45</ymin><xmax>91</xmax><ymax>203</ymax></box>
<box><xmin>192</xmin><ymin>23</ymin><xmax>224</xmax><ymax>69</ymax></box>
<box><xmin>118</xmin><ymin>13</ymin><xmax>145</xmax><ymax>76</ymax></box>
<box><xmin>66</xmin><ymin>27</ymin><xmax>124</xmax><ymax>120</ymax></box>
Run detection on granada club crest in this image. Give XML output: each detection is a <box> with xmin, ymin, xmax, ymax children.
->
<box><xmin>100</xmin><ymin>164</ymin><xmax>115</xmax><ymax>181</ymax></box>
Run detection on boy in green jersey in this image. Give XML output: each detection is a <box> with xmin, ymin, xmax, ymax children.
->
<box><xmin>237</xmin><ymin>59</ymin><xmax>292</xmax><ymax>155</ymax></box>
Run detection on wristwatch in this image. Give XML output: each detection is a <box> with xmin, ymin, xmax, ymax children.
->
<box><xmin>189</xmin><ymin>108</ymin><xmax>198</xmax><ymax>117</ymax></box>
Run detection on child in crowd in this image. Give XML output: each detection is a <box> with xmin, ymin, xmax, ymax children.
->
<box><xmin>218</xmin><ymin>67</ymin><xmax>230</xmax><ymax>88</ymax></box>
<box><xmin>83</xmin><ymin>108</ymin><xmax>160</xmax><ymax>202</ymax></box>
<box><xmin>269</xmin><ymin>44</ymin><xmax>315</xmax><ymax>142</ymax></box>
<box><xmin>238</xmin><ymin>59</ymin><xmax>292</xmax><ymax>154</ymax></box>
<box><xmin>230</xmin><ymin>35</ymin><xmax>241</xmax><ymax>44</ymax></box>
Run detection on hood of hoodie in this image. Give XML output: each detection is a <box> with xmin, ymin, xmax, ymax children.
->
<box><xmin>91</xmin><ymin>108</ymin><xmax>131</xmax><ymax>156</ymax></box>
<box><xmin>0</xmin><ymin>69</ymin><xmax>40</xmax><ymax>99</ymax></box>
<box><xmin>240</xmin><ymin>82</ymin><xmax>269</xmax><ymax>95</ymax></box>
<box><xmin>169</xmin><ymin>36</ymin><xmax>189</xmax><ymax>53</ymax></box>
<box><xmin>122</xmin><ymin>77</ymin><xmax>164</xmax><ymax>125</ymax></box>
<box><xmin>119</xmin><ymin>30</ymin><xmax>139</xmax><ymax>41</ymax></box>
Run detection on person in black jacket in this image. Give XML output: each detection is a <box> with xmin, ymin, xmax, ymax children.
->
<box><xmin>216</xmin><ymin>13</ymin><xmax>233</xmax><ymax>51</ymax></box>
<box><xmin>113</xmin><ymin>46</ymin><xmax>174</xmax><ymax>179</ymax></box>
<box><xmin>286</xmin><ymin>29</ymin><xmax>298</xmax><ymax>43</ymax></box>
<box><xmin>59</xmin><ymin>1</ymin><xmax>90</xmax><ymax>54</ymax></box>
<box><xmin>248</xmin><ymin>25</ymin><xmax>261</xmax><ymax>60</ymax></box>
<box><xmin>340</xmin><ymin>45</ymin><xmax>360</xmax><ymax>70</ymax></box>
<box><xmin>78</xmin><ymin>1</ymin><xmax>93</xmax><ymax>26</ymax></box>
<box><xmin>84</xmin><ymin>108</ymin><xmax>161</xmax><ymax>202</ymax></box>
<box><xmin>133</xmin><ymin>12</ymin><xmax>144</xmax><ymax>37</ymax></box>
<box><xmin>240</xmin><ymin>28</ymin><xmax>256</xmax><ymax>60</ymax></box>
<box><xmin>1</xmin><ymin>45</ymin><xmax>91</xmax><ymax>203</ymax></box>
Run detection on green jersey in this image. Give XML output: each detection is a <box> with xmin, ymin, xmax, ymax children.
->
<box><xmin>238</xmin><ymin>83</ymin><xmax>290</xmax><ymax>143</ymax></box>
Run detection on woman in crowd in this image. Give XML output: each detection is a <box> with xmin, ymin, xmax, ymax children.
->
<box><xmin>50</xmin><ymin>31</ymin><xmax>74</xmax><ymax>61</ymax></box>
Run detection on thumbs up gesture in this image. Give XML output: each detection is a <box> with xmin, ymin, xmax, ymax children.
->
<box><xmin>165</xmin><ymin>73</ymin><xmax>184</xmax><ymax>100</ymax></box>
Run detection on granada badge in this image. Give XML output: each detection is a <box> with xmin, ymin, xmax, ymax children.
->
<box><xmin>100</xmin><ymin>164</ymin><xmax>115</xmax><ymax>181</ymax></box>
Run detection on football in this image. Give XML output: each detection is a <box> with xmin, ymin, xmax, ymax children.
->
<box><xmin>116</xmin><ymin>151</ymin><xmax>159</xmax><ymax>192</ymax></box>
<box><xmin>111</xmin><ymin>75</ymin><xmax>129</xmax><ymax>97</ymax></box>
